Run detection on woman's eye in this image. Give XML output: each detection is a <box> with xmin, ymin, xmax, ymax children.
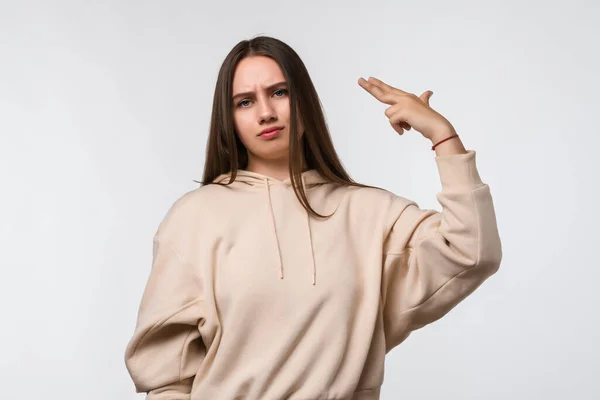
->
<box><xmin>237</xmin><ymin>89</ymin><xmax>287</xmax><ymax>108</ymax></box>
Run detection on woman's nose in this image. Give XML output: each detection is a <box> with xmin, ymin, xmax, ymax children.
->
<box><xmin>258</xmin><ymin>101</ymin><xmax>277</xmax><ymax>123</ymax></box>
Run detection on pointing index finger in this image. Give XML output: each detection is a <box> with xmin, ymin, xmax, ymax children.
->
<box><xmin>358</xmin><ymin>77</ymin><xmax>394</xmax><ymax>105</ymax></box>
<box><xmin>367</xmin><ymin>77</ymin><xmax>409</xmax><ymax>96</ymax></box>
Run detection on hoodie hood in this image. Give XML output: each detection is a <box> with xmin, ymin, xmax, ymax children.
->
<box><xmin>212</xmin><ymin>169</ymin><xmax>330</xmax><ymax>285</ymax></box>
<box><xmin>212</xmin><ymin>169</ymin><xmax>329</xmax><ymax>187</ymax></box>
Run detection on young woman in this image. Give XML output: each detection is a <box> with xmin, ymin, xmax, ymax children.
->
<box><xmin>124</xmin><ymin>36</ymin><xmax>502</xmax><ymax>400</ymax></box>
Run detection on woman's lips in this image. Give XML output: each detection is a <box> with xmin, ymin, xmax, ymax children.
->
<box><xmin>259</xmin><ymin>128</ymin><xmax>282</xmax><ymax>139</ymax></box>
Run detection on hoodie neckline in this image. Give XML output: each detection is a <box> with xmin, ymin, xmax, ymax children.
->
<box><xmin>211</xmin><ymin>168</ymin><xmax>327</xmax><ymax>285</ymax></box>
<box><xmin>212</xmin><ymin>169</ymin><xmax>328</xmax><ymax>187</ymax></box>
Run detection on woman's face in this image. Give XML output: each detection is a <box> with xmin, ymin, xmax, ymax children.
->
<box><xmin>232</xmin><ymin>56</ymin><xmax>302</xmax><ymax>166</ymax></box>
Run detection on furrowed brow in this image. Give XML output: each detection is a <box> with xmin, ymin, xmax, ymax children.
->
<box><xmin>232</xmin><ymin>81</ymin><xmax>288</xmax><ymax>100</ymax></box>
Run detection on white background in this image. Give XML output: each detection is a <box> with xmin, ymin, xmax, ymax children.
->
<box><xmin>1</xmin><ymin>1</ymin><xmax>599</xmax><ymax>399</ymax></box>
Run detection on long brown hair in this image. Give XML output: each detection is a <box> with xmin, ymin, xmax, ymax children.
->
<box><xmin>201</xmin><ymin>35</ymin><xmax>377</xmax><ymax>219</ymax></box>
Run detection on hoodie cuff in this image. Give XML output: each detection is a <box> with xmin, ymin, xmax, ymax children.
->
<box><xmin>434</xmin><ymin>149</ymin><xmax>484</xmax><ymax>190</ymax></box>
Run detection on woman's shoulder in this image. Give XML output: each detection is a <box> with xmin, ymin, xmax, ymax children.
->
<box><xmin>325</xmin><ymin>183</ymin><xmax>416</xmax><ymax>227</ymax></box>
<box><xmin>341</xmin><ymin>182</ymin><xmax>413</xmax><ymax>208</ymax></box>
<box><xmin>155</xmin><ymin>183</ymin><xmax>227</xmax><ymax>237</ymax></box>
<box><xmin>169</xmin><ymin>181</ymin><xmax>232</xmax><ymax>211</ymax></box>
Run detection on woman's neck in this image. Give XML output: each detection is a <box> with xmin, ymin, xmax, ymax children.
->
<box><xmin>246</xmin><ymin>155</ymin><xmax>307</xmax><ymax>182</ymax></box>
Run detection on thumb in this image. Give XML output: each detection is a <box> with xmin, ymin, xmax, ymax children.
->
<box><xmin>419</xmin><ymin>90</ymin><xmax>433</xmax><ymax>106</ymax></box>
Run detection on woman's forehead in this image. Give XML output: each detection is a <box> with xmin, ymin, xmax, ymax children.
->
<box><xmin>232</xmin><ymin>56</ymin><xmax>286</xmax><ymax>91</ymax></box>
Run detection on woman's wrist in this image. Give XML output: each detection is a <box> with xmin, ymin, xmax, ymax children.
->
<box><xmin>430</xmin><ymin>127</ymin><xmax>467</xmax><ymax>156</ymax></box>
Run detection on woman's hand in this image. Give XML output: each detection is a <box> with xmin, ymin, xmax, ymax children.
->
<box><xmin>357</xmin><ymin>76</ymin><xmax>456</xmax><ymax>143</ymax></box>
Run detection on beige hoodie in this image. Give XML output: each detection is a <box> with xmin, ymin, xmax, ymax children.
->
<box><xmin>124</xmin><ymin>149</ymin><xmax>502</xmax><ymax>400</ymax></box>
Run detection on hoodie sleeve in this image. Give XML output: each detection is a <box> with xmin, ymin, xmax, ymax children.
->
<box><xmin>124</xmin><ymin>236</ymin><xmax>206</xmax><ymax>400</ymax></box>
<box><xmin>381</xmin><ymin>150</ymin><xmax>502</xmax><ymax>352</ymax></box>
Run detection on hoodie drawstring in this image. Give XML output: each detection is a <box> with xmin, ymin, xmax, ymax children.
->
<box><xmin>302</xmin><ymin>175</ymin><xmax>317</xmax><ymax>285</ymax></box>
<box><xmin>264</xmin><ymin>178</ymin><xmax>284</xmax><ymax>280</ymax></box>
<box><xmin>263</xmin><ymin>175</ymin><xmax>317</xmax><ymax>285</ymax></box>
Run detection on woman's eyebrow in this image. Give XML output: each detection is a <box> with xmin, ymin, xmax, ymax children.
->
<box><xmin>233</xmin><ymin>81</ymin><xmax>288</xmax><ymax>100</ymax></box>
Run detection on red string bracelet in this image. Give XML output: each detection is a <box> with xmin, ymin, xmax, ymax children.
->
<box><xmin>431</xmin><ymin>134</ymin><xmax>459</xmax><ymax>150</ymax></box>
